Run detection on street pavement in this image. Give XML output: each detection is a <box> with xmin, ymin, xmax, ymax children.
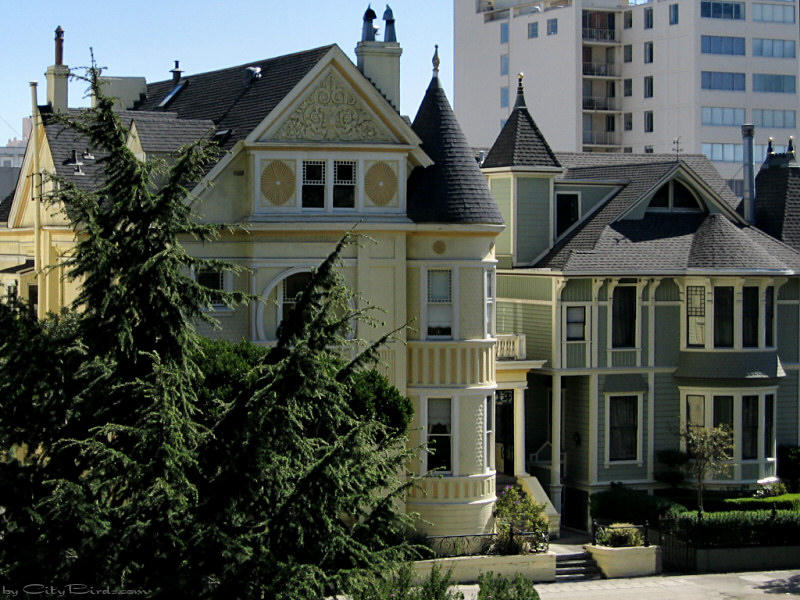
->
<box><xmin>453</xmin><ymin>570</ymin><xmax>800</xmax><ymax>599</ymax></box>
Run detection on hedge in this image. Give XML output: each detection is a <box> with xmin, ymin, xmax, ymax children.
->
<box><xmin>722</xmin><ymin>494</ymin><xmax>800</xmax><ymax>512</ymax></box>
<box><xmin>590</xmin><ymin>487</ymin><xmax>686</xmax><ymax>525</ymax></box>
<box><xmin>664</xmin><ymin>510</ymin><xmax>800</xmax><ymax>548</ymax></box>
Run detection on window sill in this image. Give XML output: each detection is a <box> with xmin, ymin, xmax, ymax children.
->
<box><xmin>604</xmin><ymin>459</ymin><xmax>643</xmax><ymax>468</ymax></box>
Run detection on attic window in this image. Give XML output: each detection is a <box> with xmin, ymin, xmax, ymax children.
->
<box><xmin>646</xmin><ymin>180</ymin><xmax>704</xmax><ymax>212</ymax></box>
<box><xmin>158</xmin><ymin>81</ymin><xmax>186</xmax><ymax>108</ymax></box>
<box><xmin>556</xmin><ymin>193</ymin><xmax>580</xmax><ymax>238</ymax></box>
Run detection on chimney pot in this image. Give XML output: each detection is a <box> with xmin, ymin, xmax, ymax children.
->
<box><xmin>55</xmin><ymin>26</ymin><xmax>64</xmax><ymax>66</ymax></box>
<box><xmin>742</xmin><ymin>124</ymin><xmax>755</xmax><ymax>224</ymax></box>
<box><xmin>170</xmin><ymin>60</ymin><xmax>184</xmax><ymax>87</ymax></box>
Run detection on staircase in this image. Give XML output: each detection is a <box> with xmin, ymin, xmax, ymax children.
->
<box><xmin>555</xmin><ymin>551</ymin><xmax>602</xmax><ymax>582</ymax></box>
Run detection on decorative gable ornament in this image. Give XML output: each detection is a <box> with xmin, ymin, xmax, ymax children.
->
<box><xmin>274</xmin><ymin>70</ymin><xmax>393</xmax><ymax>142</ymax></box>
<box><xmin>260</xmin><ymin>160</ymin><xmax>296</xmax><ymax>206</ymax></box>
<box><xmin>364</xmin><ymin>161</ymin><xmax>398</xmax><ymax>206</ymax></box>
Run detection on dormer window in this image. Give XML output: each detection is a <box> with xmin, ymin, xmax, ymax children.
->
<box><xmin>301</xmin><ymin>160</ymin><xmax>358</xmax><ymax>210</ymax></box>
<box><xmin>646</xmin><ymin>180</ymin><xmax>703</xmax><ymax>212</ymax></box>
<box><xmin>556</xmin><ymin>193</ymin><xmax>580</xmax><ymax>238</ymax></box>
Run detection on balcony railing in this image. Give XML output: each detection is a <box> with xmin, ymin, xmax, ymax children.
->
<box><xmin>582</xmin><ymin>27</ymin><xmax>618</xmax><ymax>42</ymax></box>
<box><xmin>496</xmin><ymin>333</ymin><xmax>526</xmax><ymax>360</ymax></box>
<box><xmin>582</xmin><ymin>130</ymin><xmax>621</xmax><ymax>145</ymax></box>
<box><xmin>582</xmin><ymin>96</ymin><xmax>620</xmax><ymax>111</ymax></box>
<box><xmin>582</xmin><ymin>62</ymin><xmax>620</xmax><ymax>77</ymax></box>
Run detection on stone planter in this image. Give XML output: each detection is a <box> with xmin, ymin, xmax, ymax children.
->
<box><xmin>413</xmin><ymin>552</ymin><xmax>556</xmax><ymax>584</ymax></box>
<box><xmin>585</xmin><ymin>544</ymin><xmax>661</xmax><ymax>579</ymax></box>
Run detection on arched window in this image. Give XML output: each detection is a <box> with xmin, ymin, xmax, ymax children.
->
<box><xmin>278</xmin><ymin>271</ymin><xmax>312</xmax><ymax>326</ymax></box>
<box><xmin>646</xmin><ymin>180</ymin><xmax>704</xmax><ymax>212</ymax></box>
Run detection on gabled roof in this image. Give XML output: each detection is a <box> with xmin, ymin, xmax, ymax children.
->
<box><xmin>407</xmin><ymin>72</ymin><xmax>503</xmax><ymax>225</ymax></box>
<box><xmin>130</xmin><ymin>116</ymin><xmax>216</xmax><ymax>154</ymax></box>
<box><xmin>136</xmin><ymin>46</ymin><xmax>335</xmax><ymax>154</ymax></box>
<box><xmin>532</xmin><ymin>154</ymin><xmax>800</xmax><ymax>274</ymax></box>
<box><xmin>481</xmin><ymin>76</ymin><xmax>560</xmax><ymax>170</ymax></box>
<box><xmin>0</xmin><ymin>189</ymin><xmax>13</xmax><ymax>222</ymax></box>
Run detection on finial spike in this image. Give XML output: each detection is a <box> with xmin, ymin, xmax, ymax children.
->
<box><xmin>432</xmin><ymin>45</ymin><xmax>440</xmax><ymax>75</ymax></box>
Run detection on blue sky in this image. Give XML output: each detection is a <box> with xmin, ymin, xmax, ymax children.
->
<box><xmin>0</xmin><ymin>1</ymin><xmax>454</xmax><ymax>144</ymax></box>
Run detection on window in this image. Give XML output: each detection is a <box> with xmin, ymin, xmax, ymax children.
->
<box><xmin>753</xmin><ymin>74</ymin><xmax>796</xmax><ymax>94</ymax></box>
<box><xmin>528</xmin><ymin>21</ymin><xmax>538</xmax><ymax>38</ymax></box>
<box><xmin>486</xmin><ymin>270</ymin><xmax>495</xmax><ymax>338</ymax></box>
<box><xmin>500</xmin><ymin>86</ymin><xmax>509</xmax><ymax>108</ymax></box>
<box><xmin>701</xmin><ymin>106</ymin><xmax>746</xmax><ymax>126</ymax></box>
<box><xmin>624</xmin><ymin>78</ymin><xmax>632</xmax><ymax>97</ymax></box>
<box><xmin>643</xmin><ymin>7</ymin><xmax>653</xmax><ymax>28</ymax></box>
<box><xmin>500</xmin><ymin>53</ymin><xmax>509</xmax><ymax>76</ymax></box>
<box><xmin>757</xmin><ymin>142</ymin><xmax>788</xmax><ymax>159</ymax></box>
<box><xmin>742</xmin><ymin>286</ymin><xmax>759</xmax><ymax>348</ymax></box>
<box><xmin>701</xmin><ymin>35</ymin><xmax>745</xmax><ymax>56</ymax></box>
<box><xmin>427</xmin><ymin>398</ymin><xmax>452</xmax><ymax>472</ymax></box>
<box><xmin>612</xmin><ymin>286</ymin><xmax>636</xmax><ymax>348</ymax></box>
<box><xmin>556</xmin><ymin>193</ymin><xmax>579</xmax><ymax>237</ymax></box>
<box><xmin>197</xmin><ymin>269</ymin><xmax>224</xmax><ymax>307</ymax></box>
<box><xmin>609</xmin><ymin>396</ymin><xmax>639</xmax><ymax>462</ymax></box>
<box><xmin>714</xmin><ymin>286</ymin><xmax>734</xmax><ymax>348</ymax></box>
<box><xmin>333</xmin><ymin>161</ymin><xmax>356</xmax><ymax>208</ymax></box>
<box><xmin>727</xmin><ymin>179</ymin><xmax>744</xmax><ymax>197</ymax></box>
<box><xmin>753</xmin><ymin>3</ymin><xmax>795</xmax><ymax>23</ymax></box>
<box><xmin>624</xmin><ymin>10</ymin><xmax>632</xmax><ymax>28</ymax></box>
<box><xmin>427</xmin><ymin>269</ymin><xmax>452</xmax><ymax>338</ymax></box>
<box><xmin>280</xmin><ymin>271</ymin><xmax>313</xmax><ymax>325</ymax></box>
<box><xmin>742</xmin><ymin>395</ymin><xmax>758</xmax><ymax>459</ymax></box>
<box><xmin>27</xmin><ymin>285</ymin><xmax>38</xmax><ymax>316</ymax></box>
<box><xmin>753</xmin><ymin>38</ymin><xmax>796</xmax><ymax>58</ymax></box>
<box><xmin>687</xmin><ymin>395</ymin><xmax>705</xmax><ymax>429</ymax></box>
<box><xmin>670</xmin><ymin>3</ymin><xmax>679</xmax><ymax>24</ymax></box>
<box><xmin>702</xmin><ymin>71</ymin><xmax>746</xmax><ymax>91</ymax></box>
<box><xmin>644</xmin><ymin>76</ymin><xmax>654</xmax><ymax>98</ymax></box>
<box><xmin>702</xmin><ymin>142</ymin><xmax>744</xmax><ymax>162</ymax></box>
<box><xmin>500</xmin><ymin>21</ymin><xmax>509</xmax><ymax>43</ymax></box>
<box><xmin>648</xmin><ymin>180</ymin><xmax>701</xmax><ymax>211</ymax></box>
<box><xmin>644</xmin><ymin>111</ymin><xmax>654</xmax><ymax>133</ymax></box>
<box><xmin>623</xmin><ymin>44</ymin><xmax>632</xmax><ymax>63</ymax></box>
<box><xmin>623</xmin><ymin>147</ymin><xmax>633</xmax><ymax>153</ymax></box>
<box><xmin>302</xmin><ymin>160</ymin><xmax>325</xmax><ymax>208</ymax></box>
<box><xmin>624</xmin><ymin>112</ymin><xmax>633</xmax><ymax>131</ymax></box>
<box><xmin>644</xmin><ymin>145</ymin><xmax>654</xmax><ymax>154</ymax></box>
<box><xmin>765</xmin><ymin>394</ymin><xmax>775</xmax><ymax>459</ymax></box>
<box><xmin>644</xmin><ymin>41</ymin><xmax>653</xmax><ymax>63</ymax></box>
<box><xmin>547</xmin><ymin>18</ymin><xmax>558</xmax><ymax>35</ymax></box>
<box><xmin>701</xmin><ymin>1</ymin><xmax>745</xmax><ymax>20</ymax></box>
<box><xmin>687</xmin><ymin>286</ymin><xmax>706</xmax><ymax>347</ymax></box>
<box><xmin>485</xmin><ymin>395</ymin><xmax>494</xmax><ymax>472</ymax></box>
<box><xmin>765</xmin><ymin>286</ymin><xmax>775</xmax><ymax>346</ymax></box>
<box><xmin>566</xmin><ymin>306</ymin><xmax>586</xmax><ymax>341</ymax></box>
<box><xmin>754</xmin><ymin>109</ymin><xmax>796</xmax><ymax>128</ymax></box>
<box><xmin>605</xmin><ymin>114</ymin><xmax>616</xmax><ymax>133</ymax></box>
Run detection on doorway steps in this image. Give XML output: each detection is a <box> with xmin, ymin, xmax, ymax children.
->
<box><xmin>555</xmin><ymin>551</ymin><xmax>602</xmax><ymax>582</ymax></box>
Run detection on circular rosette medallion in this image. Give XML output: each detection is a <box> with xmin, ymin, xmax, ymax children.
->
<box><xmin>260</xmin><ymin>161</ymin><xmax>295</xmax><ymax>206</ymax></box>
<box><xmin>365</xmin><ymin>161</ymin><xmax>398</xmax><ymax>206</ymax></box>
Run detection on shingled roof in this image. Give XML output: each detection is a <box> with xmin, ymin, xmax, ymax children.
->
<box><xmin>0</xmin><ymin>190</ymin><xmax>13</xmax><ymax>223</ymax></box>
<box><xmin>407</xmin><ymin>72</ymin><xmax>503</xmax><ymax>225</ymax></box>
<box><xmin>755</xmin><ymin>150</ymin><xmax>800</xmax><ymax>252</ymax></box>
<box><xmin>481</xmin><ymin>76</ymin><xmax>560</xmax><ymax>170</ymax></box>
<box><xmin>532</xmin><ymin>153</ymin><xmax>800</xmax><ymax>274</ymax></box>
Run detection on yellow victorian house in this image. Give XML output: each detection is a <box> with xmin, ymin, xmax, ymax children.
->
<box><xmin>0</xmin><ymin>11</ymin><xmax>552</xmax><ymax>537</ymax></box>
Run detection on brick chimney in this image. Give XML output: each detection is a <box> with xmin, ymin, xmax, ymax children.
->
<box><xmin>45</xmin><ymin>26</ymin><xmax>69</xmax><ymax>113</ymax></box>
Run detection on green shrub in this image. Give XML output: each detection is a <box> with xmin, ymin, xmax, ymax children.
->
<box><xmin>723</xmin><ymin>493</ymin><xmax>800</xmax><ymax>512</ymax></box>
<box><xmin>590</xmin><ymin>487</ymin><xmax>686</xmax><ymax>525</ymax></box>
<box><xmin>654</xmin><ymin>449</ymin><xmax>689</xmax><ymax>487</ymax></box>
<box><xmin>778</xmin><ymin>446</ymin><xmax>800</xmax><ymax>492</ymax></box>
<box><xmin>595</xmin><ymin>522</ymin><xmax>644</xmax><ymax>547</ymax></box>
<box><xmin>477</xmin><ymin>572</ymin><xmax>540</xmax><ymax>599</ymax></box>
<box><xmin>665</xmin><ymin>510</ymin><xmax>800</xmax><ymax>548</ymax></box>
<box><xmin>347</xmin><ymin>563</ymin><xmax>464</xmax><ymax>600</ymax></box>
<box><xmin>492</xmin><ymin>485</ymin><xmax>549</xmax><ymax>555</ymax></box>
<box><xmin>754</xmin><ymin>480</ymin><xmax>789</xmax><ymax>498</ymax></box>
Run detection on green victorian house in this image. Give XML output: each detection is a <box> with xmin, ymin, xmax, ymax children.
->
<box><xmin>485</xmin><ymin>77</ymin><xmax>800</xmax><ymax>529</ymax></box>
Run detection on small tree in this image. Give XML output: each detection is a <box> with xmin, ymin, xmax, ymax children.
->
<box><xmin>681</xmin><ymin>425</ymin><xmax>733</xmax><ymax>513</ymax></box>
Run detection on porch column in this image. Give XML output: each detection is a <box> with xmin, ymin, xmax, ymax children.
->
<box><xmin>551</xmin><ymin>375</ymin><xmax>563</xmax><ymax>512</ymax></box>
<box><xmin>513</xmin><ymin>387</ymin><xmax>527</xmax><ymax>476</ymax></box>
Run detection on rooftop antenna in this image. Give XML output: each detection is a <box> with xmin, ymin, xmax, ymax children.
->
<box><xmin>672</xmin><ymin>136</ymin><xmax>682</xmax><ymax>161</ymax></box>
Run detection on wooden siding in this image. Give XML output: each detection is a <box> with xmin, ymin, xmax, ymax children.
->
<box><xmin>496</xmin><ymin>301</ymin><xmax>552</xmax><ymax>365</ymax></box>
<box><xmin>565</xmin><ymin>343</ymin><xmax>587</xmax><ymax>369</ymax></box>
<box><xmin>611</xmin><ymin>351</ymin><xmax>638</xmax><ymax>368</ymax></box>
<box><xmin>655</xmin><ymin>278</ymin><xmax>680</xmax><ymax>302</ymax></box>
<box><xmin>516</xmin><ymin>178</ymin><xmax>551</xmax><ymax>264</ymax></box>
<box><xmin>778</xmin><ymin>304</ymin><xmax>799</xmax><ymax>362</ymax></box>
<box><xmin>780</xmin><ymin>278</ymin><xmax>800</xmax><ymax>301</ymax></box>
<box><xmin>498</xmin><ymin>274</ymin><xmax>552</xmax><ymax>302</ymax></box>
<box><xmin>564</xmin><ymin>376</ymin><xmax>590</xmax><ymax>484</ymax></box>
<box><xmin>555</xmin><ymin>183</ymin><xmax>609</xmax><ymax>217</ymax></box>
<box><xmin>490</xmin><ymin>177</ymin><xmax>513</xmax><ymax>259</ymax></box>
<box><xmin>778</xmin><ymin>371</ymin><xmax>799</xmax><ymax>444</ymax></box>
<box><xmin>653</xmin><ymin>373</ymin><xmax>680</xmax><ymax>452</ymax></box>
<box><xmin>562</xmin><ymin>279</ymin><xmax>592</xmax><ymax>302</ymax></box>
<box><xmin>654</xmin><ymin>305</ymin><xmax>680</xmax><ymax>366</ymax></box>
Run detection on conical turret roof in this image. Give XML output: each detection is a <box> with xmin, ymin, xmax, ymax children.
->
<box><xmin>482</xmin><ymin>74</ymin><xmax>560</xmax><ymax>169</ymax></box>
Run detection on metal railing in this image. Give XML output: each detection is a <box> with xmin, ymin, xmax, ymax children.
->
<box><xmin>582</xmin><ymin>62</ymin><xmax>620</xmax><ymax>77</ymax></box>
<box><xmin>426</xmin><ymin>530</ymin><xmax>549</xmax><ymax>557</ymax></box>
<box><xmin>582</xmin><ymin>28</ymin><xmax>618</xmax><ymax>42</ymax></box>
<box><xmin>582</xmin><ymin>96</ymin><xmax>620</xmax><ymax>111</ymax></box>
<box><xmin>582</xmin><ymin>130</ymin><xmax>621</xmax><ymax>145</ymax></box>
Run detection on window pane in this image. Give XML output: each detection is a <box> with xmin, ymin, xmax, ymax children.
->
<box><xmin>714</xmin><ymin>286</ymin><xmax>734</xmax><ymax>347</ymax></box>
<box><xmin>742</xmin><ymin>396</ymin><xmax>759</xmax><ymax>459</ymax></box>
<box><xmin>713</xmin><ymin>395</ymin><xmax>734</xmax><ymax>428</ymax></box>
<box><xmin>765</xmin><ymin>395</ymin><xmax>775</xmax><ymax>458</ymax></box>
<box><xmin>566</xmin><ymin>306</ymin><xmax>586</xmax><ymax>341</ymax></box>
<box><xmin>556</xmin><ymin>194</ymin><xmax>579</xmax><ymax>236</ymax></box>
<box><xmin>428</xmin><ymin>270</ymin><xmax>451</xmax><ymax>302</ymax></box>
<box><xmin>687</xmin><ymin>395</ymin><xmax>705</xmax><ymax>428</ymax></box>
<box><xmin>428</xmin><ymin>398</ymin><xmax>452</xmax><ymax>471</ymax></box>
<box><xmin>766</xmin><ymin>286</ymin><xmax>775</xmax><ymax>346</ymax></box>
<box><xmin>612</xmin><ymin>286</ymin><xmax>636</xmax><ymax>348</ymax></box>
<box><xmin>610</xmin><ymin>396</ymin><xmax>638</xmax><ymax>461</ymax></box>
<box><xmin>742</xmin><ymin>286</ymin><xmax>759</xmax><ymax>347</ymax></box>
<box><xmin>687</xmin><ymin>286</ymin><xmax>706</xmax><ymax>346</ymax></box>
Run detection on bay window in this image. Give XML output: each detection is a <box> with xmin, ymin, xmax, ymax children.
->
<box><xmin>427</xmin><ymin>269</ymin><xmax>453</xmax><ymax>338</ymax></box>
<box><xmin>427</xmin><ymin>397</ymin><xmax>453</xmax><ymax>473</ymax></box>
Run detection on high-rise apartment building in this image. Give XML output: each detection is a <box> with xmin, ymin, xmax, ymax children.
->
<box><xmin>454</xmin><ymin>0</ymin><xmax>799</xmax><ymax>192</ymax></box>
